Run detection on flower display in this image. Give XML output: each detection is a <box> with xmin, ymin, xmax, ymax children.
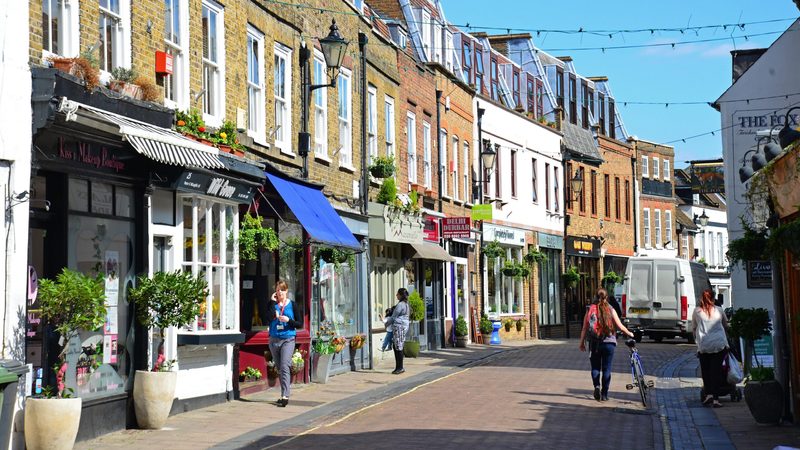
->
<box><xmin>349</xmin><ymin>334</ymin><xmax>366</xmax><ymax>350</ymax></box>
<box><xmin>331</xmin><ymin>336</ymin><xmax>346</xmax><ymax>353</ymax></box>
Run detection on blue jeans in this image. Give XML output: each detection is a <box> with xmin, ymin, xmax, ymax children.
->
<box><xmin>590</xmin><ymin>342</ymin><xmax>616</xmax><ymax>396</ymax></box>
<box><xmin>381</xmin><ymin>331</ymin><xmax>394</xmax><ymax>351</ymax></box>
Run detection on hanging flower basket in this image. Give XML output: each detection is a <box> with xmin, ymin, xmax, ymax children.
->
<box><xmin>482</xmin><ymin>240</ymin><xmax>505</xmax><ymax>260</ymax></box>
<box><xmin>562</xmin><ymin>266</ymin><xmax>582</xmax><ymax>288</ymax></box>
<box><xmin>524</xmin><ymin>249</ymin><xmax>547</xmax><ymax>265</ymax></box>
<box><xmin>368</xmin><ymin>156</ymin><xmax>396</xmax><ymax>178</ymax></box>
<box><xmin>330</xmin><ymin>336</ymin><xmax>346</xmax><ymax>354</ymax></box>
<box><xmin>517</xmin><ymin>265</ymin><xmax>531</xmax><ymax>279</ymax></box>
<box><xmin>349</xmin><ymin>334</ymin><xmax>366</xmax><ymax>350</ymax></box>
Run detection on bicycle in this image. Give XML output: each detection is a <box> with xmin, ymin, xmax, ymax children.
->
<box><xmin>624</xmin><ymin>339</ymin><xmax>654</xmax><ymax>407</ymax></box>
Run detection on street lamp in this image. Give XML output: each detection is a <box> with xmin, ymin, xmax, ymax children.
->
<box><xmin>694</xmin><ymin>209</ymin><xmax>709</xmax><ymax>227</ymax></box>
<box><xmin>778</xmin><ymin>106</ymin><xmax>800</xmax><ymax>149</ymax></box>
<box><xmin>570</xmin><ymin>169</ymin><xmax>584</xmax><ymax>201</ymax></box>
<box><xmin>299</xmin><ymin>19</ymin><xmax>349</xmax><ymax>179</ymax></box>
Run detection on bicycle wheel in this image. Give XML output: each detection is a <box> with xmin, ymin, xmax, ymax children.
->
<box><xmin>634</xmin><ymin>356</ymin><xmax>648</xmax><ymax>407</ymax></box>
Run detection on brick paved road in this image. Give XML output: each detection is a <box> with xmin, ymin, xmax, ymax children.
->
<box><xmin>244</xmin><ymin>340</ymin><xmax>690</xmax><ymax>450</ymax></box>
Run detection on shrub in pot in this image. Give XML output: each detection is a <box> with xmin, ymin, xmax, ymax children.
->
<box><xmin>479</xmin><ymin>314</ymin><xmax>493</xmax><ymax>337</ymax></box>
<box><xmin>743</xmin><ymin>366</ymin><xmax>783</xmax><ymax>424</ymax></box>
<box><xmin>403</xmin><ymin>291</ymin><xmax>425</xmax><ymax>357</ymax></box>
<box><xmin>27</xmin><ymin>268</ymin><xmax>106</xmax><ymax>450</ymax></box>
<box><xmin>109</xmin><ymin>67</ymin><xmax>143</xmax><ymax>99</ymax></box>
<box><xmin>454</xmin><ymin>315</ymin><xmax>469</xmax><ymax>347</ymax></box>
<box><xmin>128</xmin><ymin>270</ymin><xmax>208</xmax><ymax>429</ymax></box>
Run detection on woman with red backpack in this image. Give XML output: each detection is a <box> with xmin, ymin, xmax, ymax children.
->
<box><xmin>579</xmin><ymin>288</ymin><xmax>635</xmax><ymax>401</ymax></box>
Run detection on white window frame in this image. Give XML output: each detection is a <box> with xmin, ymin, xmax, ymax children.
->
<box><xmin>663</xmin><ymin>159</ymin><xmax>671</xmax><ymax>181</ymax></box>
<box><xmin>708</xmin><ymin>231</ymin><xmax>715</xmax><ymax>266</ymax></box>
<box><xmin>433</xmin><ymin>21</ymin><xmax>442</xmax><ymax>64</ymax></box>
<box><xmin>423</xmin><ymin>122</ymin><xmax>432</xmax><ymax>188</ymax></box>
<box><xmin>98</xmin><ymin>0</ymin><xmax>129</xmax><ymax>75</ymax></box>
<box><xmin>681</xmin><ymin>233</ymin><xmax>689</xmax><ymax>259</ymax></box>
<box><xmin>641</xmin><ymin>156</ymin><xmax>649</xmax><ymax>178</ymax></box>
<box><xmin>407</xmin><ymin>112</ymin><xmax>417</xmax><ymax>184</ymax></box>
<box><xmin>246</xmin><ymin>25</ymin><xmax>265</xmax><ymax>141</ymax></box>
<box><xmin>445</xmin><ymin>30</ymin><xmax>454</xmax><ymax>72</ymax></box>
<box><xmin>368</xmin><ymin>86</ymin><xmax>378</xmax><ymax>163</ymax></box>
<box><xmin>643</xmin><ymin>208</ymin><xmax>651</xmax><ymax>248</ymax></box>
<box><xmin>338</xmin><ymin>68</ymin><xmax>353</xmax><ymax>169</ymax></box>
<box><xmin>385</xmin><ymin>96</ymin><xmax>395</xmax><ymax>158</ymax></box>
<box><xmin>665</xmin><ymin>210</ymin><xmax>673</xmax><ymax>248</ymax></box>
<box><xmin>654</xmin><ymin>209</ymin><xmax>662</xmax><ymax>248</ymax></box>
<box><xmin>420</xmin><ymin>10</ymin><xmax>432</xmax><ymax>60</ymax></box>
<box><xmin>717</xmin><ymin>232</ymin><xmax>724</xmax><ymax>267</ymax></box>
<box><xmin>440</xmin><ymin>129</ymin><xmax>448</xmax><ymax>196</ymax></box>
<box><xmin>653</xmin><ymin>157</ymin><xmax>660</xmax><ymax>180</ymax></box>
<box><xmin>179</xmin><ymin>196</ymin><xmax>240</xmax><ymax>334</ymax></box>
<box><xmin>164</xmin><ymin>0</ymin><xmax>189</xmax><ymax>109</ymax></box>
<box><xmin>463</xmin><ymin>142</ymin><xmax>470</xmax><ymax>203</ymax></box>
<box><xmin>201</xmin><ymin>1</ymin><xmax>225</xmax><ymax>126</ymax></box>
<box><xmin>41</xmin><ymin>0</ymin><xmax>80</xmax><ymax>60</ymax></box>
<box><xmin>313</xmin><ymin>51</ymin><xmax>328</xmax><ymax>159</ymax></box>
<box><xmin>452</xmin><ymin>136</ymin><xmax>459</xmax><ymax>201</ymax></box>
<box><xmin>273</xmin><ymin>43</ymin><xmax>292</xmax><ymax>155</ymax></box>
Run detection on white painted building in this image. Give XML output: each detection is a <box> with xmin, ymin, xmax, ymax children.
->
<box><xmin>714</xmin><ymin>18</ymin><xmax>800</xmax><ymax>310</ymax></box>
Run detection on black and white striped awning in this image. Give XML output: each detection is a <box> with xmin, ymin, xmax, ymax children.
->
<box><xmin>57</xmin><ymin>98</ymin><xmax>224</xmax><ymax>169</ymax></box>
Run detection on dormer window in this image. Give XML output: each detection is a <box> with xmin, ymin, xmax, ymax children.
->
<box><xmin>462</xmin><ymin>40</ymin><xmax>472</xmax><ymax>84</ymax></box>
<box><xmin>526</xmin><ymin>75</ymin><xmax>535</xmax><ymax>114</ymax></box>
<box><xmin>556</xmin><ymin>67</ymin><xmax>564</xmax><ymax>110</ymax></box>
<box><xmin>490</xmin><ymin>57</ymin><xmax>499</xmax><ymax>101</ymax></box>
<box><xmin>581</xmin><ymin>80</ymin><xmax>588</xmax><ymax>129</ymax></box>
<box><xmin>536</xmin><ymin>79</ymin><xmax>544</xmax><ymax>119</ymax></box>
<box><xmin>609</xmin><ymin>98</ymin><xmax>616</xmax><ymax>139</ymax></box>
<box><xmin>512</xmin><ymin>69</ymin><xmax>520</xmax><ymax>108</ymax></box>
<box><xmin>598</xmin><ymin>93</ymin><xmax>606</xmax><ymax>135</ymax></box>
<box><xmin>421</xmin><ymin>10</ymin><xmax>431</xmax><ymax>60</ymax></box>
<box><xmin>474</xmin><ymin>45</ymin><xmax>484</xmax><ymax>95</ymax></box>
<box><xmin>569</xmin><ymin>74</ymin><xmax>577</xmax><ymax>125</ymax></box>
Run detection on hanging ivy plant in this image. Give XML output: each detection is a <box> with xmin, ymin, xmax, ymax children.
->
<box><xmin>766</xmin><ymin>216</ymin><xmax>800</xmax><ymax>262</ymax></box>
<box><xmin>482</xmin><ymin>240</ymin><xmax>505</xmax><ymax>260</ymax></box>
<box><xmin>726</xmin><ymin>218</ymin><xmax>768</xmax><ymax>268</ymax></box>
<box><xmin>601</xmin><ymin>270</ymin><xmax>623</xmax><ymax>287</ymax></box>
<box><xmin>239</xmin><ymin>213</ymin><xmax>280</xmax><ymax>261</ymax></box>
<box><xmin>501</xmin><ymin>260</ymin><xmax>521</xmax><ymax>277</ymax></box>
<box><xmin>562</xmin><ymin>265</ymin><xmax>581</xmax><ymax>288</ymax></box>
<box><xmin>279</xmin><ymin>236</ymin><xmax>303</xmax><ymax>268</ymax></box>
<box><xmin>524</xmin><ymin>249</ymin><xmax>547</xmax><ymax>265</ymax></box>
<box><xmin>313</xmin><ymin>246</ymin><xmax>356</xmax><ymax>273</ymax></box>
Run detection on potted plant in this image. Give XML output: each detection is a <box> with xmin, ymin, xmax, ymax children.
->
<box><xmin>349</xmin><ymin>334</ymin><xmax>366</xmax><ymax>351</ymax></box>
<box><xmin>502</xmin><ymin>318</ymin><xmax>514</xmax><ymax>332</ymax></box>
<box><xmin>128</xmin><ymin>270</ymin><xmax>208</xmax><ymax>429</ymax></box>
<box><xmin>454</xmin><ymin>315</ymin><xmax>469</xmax><ymax>347</ymax></box>
<box><xmin>524</xmin><ymin>249</ymin><xmax>547</xmax><ymax>266</ymax></box>
<box><xmin>26</xmin><ymin>268</ymin><xmax>106</xmax><ymax>450</ymax></box>
<box><xmin>311</xmin><ymin>338</ymin><xmax>336</xmax><ymax>384</ymax></box>
<box><xmin>517</xmin><ymin>263</ymin><xmax>531</xmax><ymax>279</ymax></box>
<box><xmin>330</xmin><ymin>336</ymin><xmax>347</xmax><ymax>354</ymax></box>
<box><xmin>239</xmin><ymin>213</ymin><xmax>280</xmax><ymax>261</ymax></box>
<box><xmin>369</xmin><ymin>155</ymin><xmax>396</xmax><ymax>178</ymax></box>
<box><xmin>376</xmin><ymin>177</ymin><xmax>397</xmax><ymax>205</ymax></box>
<box><xmin>404</xmin><ymin>290</ymin><xmax>425</xmax><ymax>358</ymax></box>
<box><xmin>562</xmin><ymin>265</ymin><xmax>581</xmax><ymax>288</ymax></box>
<box><xmin>132</xmin><ymin>75</ymin><xmax>160</xmax><ymax>102</ymax></box>
<box><xmin>479</xmin><ymin>313</ymin><xmax>493</xmax><ymax>338</ymax></box>
<box><xmin>601</xmin><ymin>270</ymin><xmax>623</xmax><ymax>289</ymax></box>
<box><xmin>314</xmin><ymin>246</ymin><xmax>355</xmax><ymax>273</ymax></box>
<box><xmin>728</xmin><ymin>307</ymin><xmax>781</xmax><ymax>423</ymax></box>
<box><xmin>289</xmin><ymin>349</ymin><xmax>307</xmax><ymax>382</ymax></box>
<box><xmin>516</xmin><ymin>317</ymin><xmax>528</xmax><ymax>332</ymax></box>
<box><xmin>482</xmin><ymin>240</ymin><xmax>505</xmax><ymax>260</ymax></box>
<box><xmin>239</xmin><ymin>366</ymin><xmax>263</xmax><ymax>383</ymax></box>
<box><xmin>48</xmin><ymin>50</ymin><xmax>101</xmax><ymax>91</ymax></box>
<box><xmin>109</xmin><ymin>67</ymin><xmax>143</xmax><ymax>99</ymax></box>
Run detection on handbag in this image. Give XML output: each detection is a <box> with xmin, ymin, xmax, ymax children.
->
<box><xmin>725</xmin><ymin>350</ymin><xmax>744</xmax><ymax>384</ymax></box>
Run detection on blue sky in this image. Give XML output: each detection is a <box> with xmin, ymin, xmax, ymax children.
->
<box><xmin>440</xmin><ymin>0</ymin><xmax>799</xmax><ymax>166</ymax></box>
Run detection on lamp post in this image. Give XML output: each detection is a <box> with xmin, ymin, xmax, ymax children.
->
<box><xmin>475</xmin><ymin>104</ymin><xmax>496</xmax><ymax>318</ymax></box>
<box><xmin>561</xmin><ymin>163</ymin><xmax>583</xmax><ymax>338</ymax></box>
<box><xmin>299</xmin><ymin>19</ymin><xmax>349</xmax><ymax>179</ymax></box>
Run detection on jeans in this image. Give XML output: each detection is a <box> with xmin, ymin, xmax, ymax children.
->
<box><xmin>268</xmin><ymin>337</ymin><xmax>295</xmax><ymax>398</ymax></box>
<box><xmin>698</xmin><ymin>350</ymin><xmax>727</xmax><ymax>398</ymax></box>
<box><xmin>381</xmin><ymin>331</ymin><xmax>394</xmax><ymax>351</ymax></box>
<box><xmin>590</xmin><ymin>342</ymin><xmax>616</xmax><ymax>396</ymax></box>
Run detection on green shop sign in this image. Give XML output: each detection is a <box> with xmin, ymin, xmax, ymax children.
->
<box><xmin>471</xmin><ymin>204</ymin><xmax>493</xmax><ymax>221</ymax></box>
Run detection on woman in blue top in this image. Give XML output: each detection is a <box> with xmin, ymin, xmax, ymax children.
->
<box><xmin>267</xmin><ymin>280</ymin><xmax>303</xmax><ymax>407</ymax></box>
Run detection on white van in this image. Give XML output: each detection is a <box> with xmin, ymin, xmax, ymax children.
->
<box><xmin>621</xmin><ymin>257</ymin><xmax>712</xmax><ymax>343</ymax></box>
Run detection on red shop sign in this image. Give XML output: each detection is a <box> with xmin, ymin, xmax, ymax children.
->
<box><xmin>442</xmin><ymin>217</ymin><xmax>471</xmax><ymax>239</ymax></box>
<box><xmin>423</xmin><ymin>217</ymin><xmax>439</xmax><ymax>242</ymax></box>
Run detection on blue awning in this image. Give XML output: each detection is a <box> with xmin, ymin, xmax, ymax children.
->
<box><xmin>265</xmin><ymin>172</ymin><xmax>361</xmax><ymax>250</ymax></box>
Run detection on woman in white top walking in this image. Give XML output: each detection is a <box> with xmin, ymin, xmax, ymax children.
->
<box><xmin>691</xmin><ymin>289</ymin><xmax>730</xmax><ymax>408</ymax></box>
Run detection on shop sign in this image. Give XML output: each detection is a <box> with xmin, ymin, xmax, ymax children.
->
<box><xmin>746</xmin><ymin>260</ymin><xmax>772</xmax><ymax>289</ymax></box>
<box><xmin>368</xmin><ymin>203</ymin><xmax>424</xmax><ymax>244</ymax></box>
<box><xmin>57</xmin><ymin>137</ymin><xmax>127</xmax><ymax>173</ymax></box>
<box><xmin>175</xmin><ymin>170</ymin><xmax>255</xmax><ymax>203</ymax></box>
<box><xmin>537</xmin><ymin>232</ymin><xmax>563</xmax><ymax>250</ymax></box>
<box><xmin>471</xmin><ymin>204</ymin><xmax>493</xmax><ymax>220</ymax></box>
<box><xmin>442</xmin><ymin>217</ymin><xmax>471</xmax><ymax>239</ymax></box>
<box><xmin>484</xmin><ymin>224</ymin><xmax>524</xmax><ymax>246</ymax></box>
<box><xmin>423</xmin><ymin>217</ymin><xmax>439</xmax><ymax>242</ymax></box>
<box><xmin>566</xmin><ymin>236</ymin><xmax>601</xmax><ymax>258</ymax></box>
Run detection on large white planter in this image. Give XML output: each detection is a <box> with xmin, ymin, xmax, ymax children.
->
<box><xmin>133</xmin><ymin>370</ymin><xmax>177</xmax><ymax>429</ymax></box>
<box><xmin>311</xmin><ymin>353</ymin><xmax>333</xmax><ymax>384</ymax></box>
<box><xmin>24</xmin><ymin>397</ymin><xmax>82</xmax><ymax>450</ymax></box>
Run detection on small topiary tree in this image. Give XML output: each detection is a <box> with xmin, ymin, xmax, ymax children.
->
<box><xmin>376</xmin><ymin>177</ymin><xmax>397</xmax><ymax>205</ymax></box>
<box><xmin>408</xmin><ymin>290</ymin><xmax>425</xmax><ymax>322</ymax></box>
<box><xmin>729</xmin><ymin>307</ymin><xmax>772</xmax><ymax>374</ymax></box>
<box><xmin>454</xmin><ymin>315</ymin><xmax>468</xmax><ymax>337</ymax></box>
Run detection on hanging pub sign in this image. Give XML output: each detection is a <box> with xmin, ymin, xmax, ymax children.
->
<box><xmin>566</xmin><ymin>236</ymin><xmax>601</xmax><ymax>258</ymax></box>
<box><xmin>690</xmin><ymin>159</ymin><xmax>725</xmax><ymax>194</ymax></box>
<box><xmin>423</xmin><ymin>217</ymin><xmax>439</xmax><ymax>242</ymax></box>
<box><xmin>174</xmin><ymin>170</ymin><xmax>256</xmax><ymax>204</ymax></box>
<box><xmin>442</xmin><ymin>217</ymin><xmax>471</xmax><ymax>239</ymax></box>
<box><xmin>746</xmin><ymin>260</ymin><xmax>772</xmax><ymax>289</ymax></box>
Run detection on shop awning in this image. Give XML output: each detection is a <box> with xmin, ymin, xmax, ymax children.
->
<box><xmin>265</xmin><ymin>172</ymin><xmax>361</xmax><ymax>250</ymax></box>
<box><xmin>410</xmin><ymin>242</ymin><xmax>455</xmax><ymax>262</ymax></box>
<box><xmin>57</xmin><ymin>98</ymin><xmax>225</xmax><ymax>169</ymax></box>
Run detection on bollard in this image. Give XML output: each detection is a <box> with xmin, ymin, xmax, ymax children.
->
<box><xmin>490</xmin><ymin>321</ymin><xmax>502</xmax><ymax>345</ymax></box>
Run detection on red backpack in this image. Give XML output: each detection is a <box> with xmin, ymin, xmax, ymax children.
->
<box><xmin>587</xmin><ymin>304</ymin><xmax>608</xmax><ymax>341</ymax></box>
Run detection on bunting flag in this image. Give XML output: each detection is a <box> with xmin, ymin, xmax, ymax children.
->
<box><xmin>690</xmin><ymin>160</ymin><xmax>725</xmax><ymax>194</ymax></box>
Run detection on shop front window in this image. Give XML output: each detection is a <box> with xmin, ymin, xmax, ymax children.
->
<box><xmin>180</xmin><ymin>196</ymin><xmax>239</xmax><ymax>332</ymax></box>
<box><xmin>311</xmin><ymin>245</ymin><xmax>358</xmax><ymax>338</ymax></box>
<box><xmin>538</xmin><ymin>248</ymin><xmax>562</xmax><ymax>325</ymax></box>
<box><xmin>487</xmin><ymin>247</ymin><xmax>523</xmax><ymax>316</ymax></box>
<box><xmin>370</xmin><ymin>243</ymin><xmax>404</xmax><ymax>329</ymax></box>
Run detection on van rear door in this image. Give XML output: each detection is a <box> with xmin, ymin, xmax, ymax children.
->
<box><xmin>653</xmin><ymin>261</ymin><xmax>680</xmax><ymax>321</ymax></box>
<box><xmin>627</xmin><ymin>260</ymin><xmax>653</xmax><ymax>319</ymax></box>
